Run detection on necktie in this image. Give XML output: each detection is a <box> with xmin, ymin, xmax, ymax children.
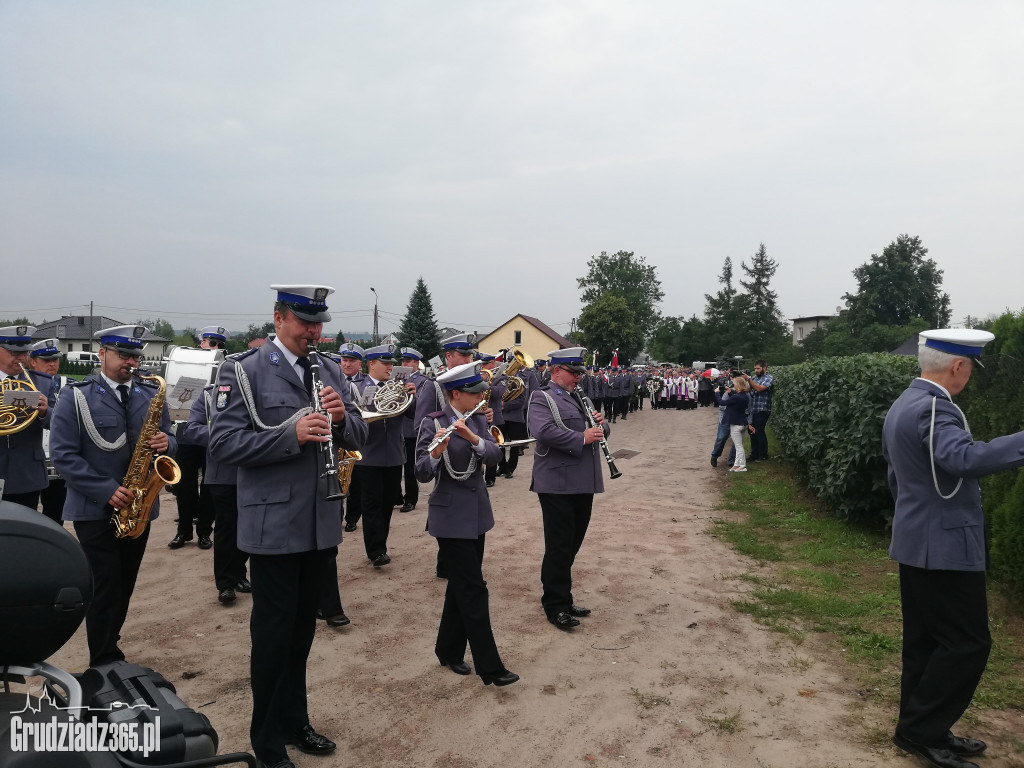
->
<box><xmin>296</xmin><ymin>356</ymin><xmax>313</xmax><ymax>395</ymax></box>
<box><xmin>117</xmin><ymin>384</ymin><xmax>130</xmax><ymax>406</ymax></box>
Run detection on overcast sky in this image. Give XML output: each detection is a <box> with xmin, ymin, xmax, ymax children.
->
<box><xmin>2</xmin><ymin>1</ymin><xmax>1022</xmax><ymax>339</ymax></box>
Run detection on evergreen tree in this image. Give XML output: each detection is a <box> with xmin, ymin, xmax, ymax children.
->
<box><xmin>702</xmin><ymin>256</ymin><xmax>744</xmax><ymax>357</ymax></box>
<box><xmin>737</xmin><ymin>243</ymin><xmax>790</xmax><ymax>353</ymax></box>
<box><xmin>397</xmin><ymin>277</ymin><xmax>441</xmax><ymax>361</ymax></box>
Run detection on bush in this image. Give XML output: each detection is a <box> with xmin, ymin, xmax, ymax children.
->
<box><xmin>772</xmin><ymin>353</ymin><xmax>919</xmax><ymax>525</ymax></box>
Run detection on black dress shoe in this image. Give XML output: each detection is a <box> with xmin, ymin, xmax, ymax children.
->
<box><xmin>481</xmin><ymin>671</ymin><xmax>520</xmax><ymax>686</ymax></box>
<box><xmin>945</xmin><ymin>734</ymin><xmax>987</xmax><ymax>757</ymax></box>
<box><xmin>325</xmin><ymin>612</ymin><xmax>350</xmax><ymax>627</ymax></box>
<box><xmin>437</xmin><ymin>658</ymin><xmax>471</xmax><ymax>675</ymax></box>
<box><xmin>485</xmin><ymin>479</ymin><xmax>495</xmax><ymax>487</ymax></box>
<box><xmin>371</xmin><ymin>553</ymin><xmax>391</xmax><ymax>567</ymax></box>
<box><xmin>399</xmin><ymin>502</ymin><xmax>416</xmax><ymax>512</ymax></box>
<box><xmin>344</xmin><ymin>522</ymin><xmax>357</xmax><ymax>532</ymax></box>
<box><xmin>548</xmin><ymin>611</ymin><xmax>580</xmax><ymax>629</ymax></box>
<box><xmin>256</xmin><ymin>760</ymin><xmax>296</xmax><ymax>768</ymax></box>
<box><xmin>503</xmin><ymin>473</ymin><xmax>514</xmax><ymax>479</ymax></box>
<box><xmin>567</xmin><ymin>605</ymin><xmax>591</xmax><ymax>617</ymax></box>
<box><xmin>236</xmin><ymin>577</ymin><xmax>252</xmax><ymax>593</ymax></box>
<box><xmin>892</xmin><ymin>734</ymin><xmax>979</xmax><ymax>768</ymax></box>
<box><xmin>167</xmin><ymin>534</ymin><xmax>191</xmax><ymax>549</ymax></box>
<box><xmin>218</xmin><ymin>588</ymin><xmax>236</xmax><ymax>604</ymax></box>
<box><xmin>286</xmin><ymin>724</ymin><xmax>336</xmax><ymax>755</ymax></box>
<box><xmin>197</xmin><ymin>536</ymin><xmax>213</xmax><ymax>550</ymax></box>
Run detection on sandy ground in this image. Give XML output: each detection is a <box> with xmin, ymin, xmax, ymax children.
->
<box><xmin>41</xmin><ymin>404</ymin><xmax>1020</xmax><ymax>767</ymax></box>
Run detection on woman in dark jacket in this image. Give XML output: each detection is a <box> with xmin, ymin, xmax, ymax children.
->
<box><xmin>723</xmin><ymin>377</ymin><xmax>751</xmax><ymax>472</ymax></box>
<box><xmin>415</xmin><ymin>362</ymin><xmax>519</xmax><ymax>687</ymax></box>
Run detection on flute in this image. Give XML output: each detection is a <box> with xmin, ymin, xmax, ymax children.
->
<box><xmin>573</xmin><ymin>384</ymin><xmax>622</xmax><ymax>480</ymax></box>
<box><xmin>427</xmin><ymin>398</ymin><xmax>487</xmax><ymax>452</ymax></box>
<box><xmin>307</xmin><ymin>343</ymin><xmax>344</xmax><ymax>501</ymax></box>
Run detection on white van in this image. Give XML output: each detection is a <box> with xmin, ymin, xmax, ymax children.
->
<box><xmin>66</xmin><ymin>352</ymin><xmax>101</xmax><ymax>364</ymax></box>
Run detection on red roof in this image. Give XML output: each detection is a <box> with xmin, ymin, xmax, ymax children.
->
<box><xmin>248</xmin><ymin>338</ymin><xmax>268</xmax><ymax>349</ymax></box>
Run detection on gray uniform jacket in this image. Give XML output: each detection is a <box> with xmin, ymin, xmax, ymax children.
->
<box><xmin>415</xmin><ymin>403</ymin><xmax>500</xmax><ymax>539</ymax></box>
<box><xmin>487</xmin><ymin>376</ymin><xmax>506</xmax><ymax>428</ymax></box>
<box><xmin>179</xmin><ymin>385</ymin><xmax>237</xmax><ymax>485</ymax></box>
<box><xmin>883</xmin><ymin>378</ymin><xmax>1024</xmax><ymax>571</ymax></box>
<box><xmin>354</xmin><ymin>377</ymin><xmax>406</xmax><ymax>467</ymax></box>
<box><xmin>0</xmin><ymin>369</ymin><xmax>55</xmax><ymax>495</ymax></box>
<box><xmin>527</xmin><ymin>384</ymin><xmax>610</xmax><ymax>495</ymax></box>
<box><xmin>402</xmin><ymin>372</ymin><xmax>433</xmax><ymax>439</ymax></box>
<box><xmin>50</xmin><ymin>376</ymin><xmax>176</xmax><ymax>521</ymax></box>
<box><xmin>208</xmin><ymin>346</ymin><xmax>368</xmax><ymax>555</ymax></box>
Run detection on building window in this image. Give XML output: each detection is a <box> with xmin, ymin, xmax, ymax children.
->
<box><xmin>56</xmin><ymin>325</ymin><xmax>66</xmax><ymax>338</ymax></box>
<box><xmin>514</xmin><ymin>330</ymin><xmax>522</xmax><ymax>345</ymax></box>
<box><xmin>77</xmin><ymin>317</ymin><xmax>85</xmax><ymax>325</ymax></box>
<box><xmin>797</xmin><ymin>327</ymin><xmax>804</xmax><ymax>340</ymax></box>
<box><xmin>82</xmin><ymin>343</ymin><xmax>91</xmax><ymax>351</ymax></box>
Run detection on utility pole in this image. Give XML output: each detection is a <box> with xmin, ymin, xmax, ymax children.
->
<box><xmin>370</xmin><ymin>287</ymin><xmax>379</xmax><ymax>345</ymax></box>
<box><xmin>89</xmin><ymin>301</ymin><xmax>94</xmax><ymax>352</ymax></box>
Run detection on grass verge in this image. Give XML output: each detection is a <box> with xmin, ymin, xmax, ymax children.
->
<box><xmin>712</xmin><ymin>445</ymin><xmax>1024</xmax><ymax>720</ymax></box>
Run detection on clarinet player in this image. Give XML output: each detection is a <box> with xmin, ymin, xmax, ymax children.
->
<box><xmin>527</xmin><ymin>347</ymin><xmax>609</xmax><ymax>631</ymax></box>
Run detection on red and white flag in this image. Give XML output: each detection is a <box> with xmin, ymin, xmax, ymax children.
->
<box><xmin>611</xmin><ymin>349</ymin><xmax>619</xmax><ymax>368</ymax></box>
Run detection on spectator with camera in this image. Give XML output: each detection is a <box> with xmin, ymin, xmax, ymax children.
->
<box><xmin>719</xmin><ymin>376</ymin><xmax>752</xmax><ymax>472</ymax></box>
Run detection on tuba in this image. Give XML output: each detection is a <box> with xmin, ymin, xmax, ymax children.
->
<box><xmin>111</xmin><ymin>372</ymin><xmax>182</xmax><ymax>539</ymax></box>
<box><xmin>0</xmin><ymin>363</ymin><xmax>43</xmax><ymax>436</ymax></box>
<box><xmin>501</xmin><ymin>349</ymin><xmax>533</xmax><ymax>402</ymax></box>
<box><xmin>356</xmin><ymin>379</ymin><xmax>414</xmax><ymax>423</ymax></box>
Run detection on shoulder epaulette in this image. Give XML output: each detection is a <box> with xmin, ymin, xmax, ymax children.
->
<box><xmin>226</xmin><ymin>348</ymin><xmax>259</xmax><ymax>362</ymax></box>
<box><xmin>29</xmin><ymin>370</ymin><xmax>54</xmax><ymax>381</ymax></box>
<box><xmin>66</xmin><ymin>378</ymin><xmax>93</xmax><ymax>388</ymax></box>
<box><xmin>427</xmin><ymin>410</ymin><xmax>445</xmax><ymax>419</ymax></box>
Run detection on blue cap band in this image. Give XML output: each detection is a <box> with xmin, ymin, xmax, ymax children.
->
<box><xmin>100</xmin><ymin>335</ymin><xmax>144</xmax><ymax>348</ymax></box>
<box><xmin>365</xmin><ymin>351</ymin><xmax>394</xmax><ymax>361</ymax></box>
<box><xmin>442</xmin><ymin>372</ymin><xmax>483</xmax><ymax>390</ymax></box>
<box><xmin>0</xmin><ymin>336</ymin><xmax>32</xmax><ymax>345</ymax></box>
<box><xmin>277</xmin><ymin>290</ymin><xmax>328</xmax><ymax>308</ymax></box>
<box><xmin>924</xmin><ymin>339</ymin><xmax>984</xmax><ymax>358</ymax></box>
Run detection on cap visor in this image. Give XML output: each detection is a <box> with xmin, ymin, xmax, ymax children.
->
<box><xmin>287</xmin><ymin>306</ymin><xmax>332</xmax><ymax>323</ymax></box>
<box><xmin>457</xmin><ymin>381</ymin><xmax>490</xmax><ymax>394</ymax></box>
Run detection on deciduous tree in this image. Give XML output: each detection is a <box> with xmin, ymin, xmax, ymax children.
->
<box><xmin>577</xmin><ymin>250</ymin><xmax>664</xmax><ymax>339</ymax></box>
<box><xmin>578</xmin><ymin>293</ymin><xmax>644</xmax><ymax>365</ymax></box>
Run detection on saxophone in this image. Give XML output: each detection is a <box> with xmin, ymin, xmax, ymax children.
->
<box><xmin>111</xmin><ymin>372</ymin><xmax>182</xmax><ymax>539</ymax></box>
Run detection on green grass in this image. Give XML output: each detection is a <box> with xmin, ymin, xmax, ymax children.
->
<box><xmin>713</xmin><ymin>433</ymin><xmax>1024</xmax><ymax>717</ymax></box>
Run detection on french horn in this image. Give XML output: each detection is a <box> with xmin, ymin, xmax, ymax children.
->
<box><xmin>0</xmin><ymin>363</ymin><xmax>43</xmax><ymax>436</ymax></box>
<box><xmin>357</xmin><ymin>378</ymin><xmax>414</xmax><ymax>423</ymax></box>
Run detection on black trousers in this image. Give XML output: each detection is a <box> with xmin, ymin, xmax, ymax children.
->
<box><xmin>208</xmin><ymin>484</ymin><xmax>248</xmax><ymax>591</ymax></box>
<box><xmin>39</xmin><ymin>479</ymin><xmax>66</xmax><ymax>525</ymax></box>
<box><xmin>402</xmin><ymin>437</ymin><xmax>419</xmax><ymax>506</ymax></box>
<box><xmin>750</xmin><ymin>411</ymin><xmax>770</xmax><ymax>460</ymax></box>
<box><xmin>538</xmin><ymin>493</ymin><xmax>593</xmax><ymax>618</ymax></box>
<box><xmin>2</xmin><ymin>489</ymin><xmax>41</xmax><ymax>511</ymax></box>
<box><xmin>73</xmin><ymin>519</ymin><xmax>151</xmax><ymax>667</ymax></box>
<box><xmin>249</xmin><ymin>550</ymin><xmax>320</xmax><ymax>764</ymax></box>
<box><xmin>435</xmin><ymin>535</ymin><xmax>505</xmax><ymax>678</ymax></box>
<box><xmin>497</xmin><ymin>421</ymin><xmax>527</xmax><ymax>476</ymax></box>
<box><xmin>173</xmin><ymin>444</ymin><xmax>214</xmax><ymax>538</ymax></box>
<box><xmin>317</xmin><ymin>545</ymin><xmax>345</xmax><ymax>617</ymax></box>
<box><xmin>617</xmin><ymin>396</ymin><xmax>629</xmax><ymax>419</ymax></box>
<box><xmin>356</xmin><ymin>464</ymin><xmax>402</xmax><ymax>560</ymax></box>
<box><xmin>344</xmin><ymin>474</ymin><xmax>362</xmax><ymax>528</ymax></box>
<box><xmin>897</xmin><ymin>564</ymin><xmax>991</xmax><ymax>745</ymax></box>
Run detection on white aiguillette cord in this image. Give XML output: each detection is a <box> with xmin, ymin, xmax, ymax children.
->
<box><xmin>929</xmin><ymin>396</ymin><xmax>967</xmax><ymax>500</ymax></box>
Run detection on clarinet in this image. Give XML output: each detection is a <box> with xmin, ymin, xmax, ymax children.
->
<box><xmin>307</xmin><ymin>343</ymin><xmax>344</xmax><ymax>501</ymax></box>
<box><xmin>573</xmin><ymin>384</ymin><xmax>622</xmax><ymax>480</ymax></box>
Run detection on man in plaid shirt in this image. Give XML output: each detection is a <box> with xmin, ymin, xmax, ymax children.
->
<box><xmin>746</xmin><ymin>360</ymin><xmax>774</xmax><ymax>462</ymax></box>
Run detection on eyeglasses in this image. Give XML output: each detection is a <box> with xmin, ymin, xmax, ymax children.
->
<box><xmin>115</xmin><ymin>350</ymin><xmax>143</xmax><ymax>361</ymax></box>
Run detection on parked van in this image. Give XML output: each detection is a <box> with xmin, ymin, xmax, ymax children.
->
<box><xmin>66</xmin><ymin>352</ymin><xmax>101</xmax><ymax>364</ymax></box>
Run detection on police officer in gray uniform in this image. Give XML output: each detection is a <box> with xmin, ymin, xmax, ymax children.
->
<box><xmin>49</xmin><ymin>325</ymin><xmax>175</xmax><ymax>667</ymax></box>
<box><xmin>528</xmin><ymin>347</ymin><xmax>609</xmax><ymax>630</ymax></box>
<box><xmin>0</xmin><ymin>325</ymin><xmax>55</xmax><ymax>510</ymax></box>
<box><xmin>399</xmin><ymin>347</ymin><xmax>431</xmax><ymax>512</ymax></box>
<box><xmin>179</xmin><ymin>380</ymin><xmax>250</xmax><ymax>605</ymax></box>
<box><xmin>29</xmin><ymin>338</ymin><xmax>68</xmax><ymax>524</ymax></box>
<box><xmin>209</xmin><ymin>285</ymin><xmax>367</xmax><ymax>768</ymax></box>
<box><xmin>336</xmin><ymin>343</ymin><xmax>366</xmax><ymax>533</ymax></box>
<box><xmin>883</xmin><ymin>329</ymin><xmax>1024</xmax><ymax>768</ymax></box>
<box><xmin>415</xmin><ymin>362</ymin><xmax>518</xmax><ymax>686</ymax></box>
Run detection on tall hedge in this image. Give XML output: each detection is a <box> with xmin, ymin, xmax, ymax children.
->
<box><xmin>771</xmin><ymin>353</ymin><xmax>920</xmax><ymax>525</ymax></box>
<box><xmin>773</xmin><ymin>315</ymin><xmax>1024</xmax><ymax>601</ymax></box>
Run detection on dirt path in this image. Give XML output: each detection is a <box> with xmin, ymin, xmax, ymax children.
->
<box><xmin>50</xmin><ymin>404</ymin><xmax>908</xmax><ymax>767</ymax></box>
